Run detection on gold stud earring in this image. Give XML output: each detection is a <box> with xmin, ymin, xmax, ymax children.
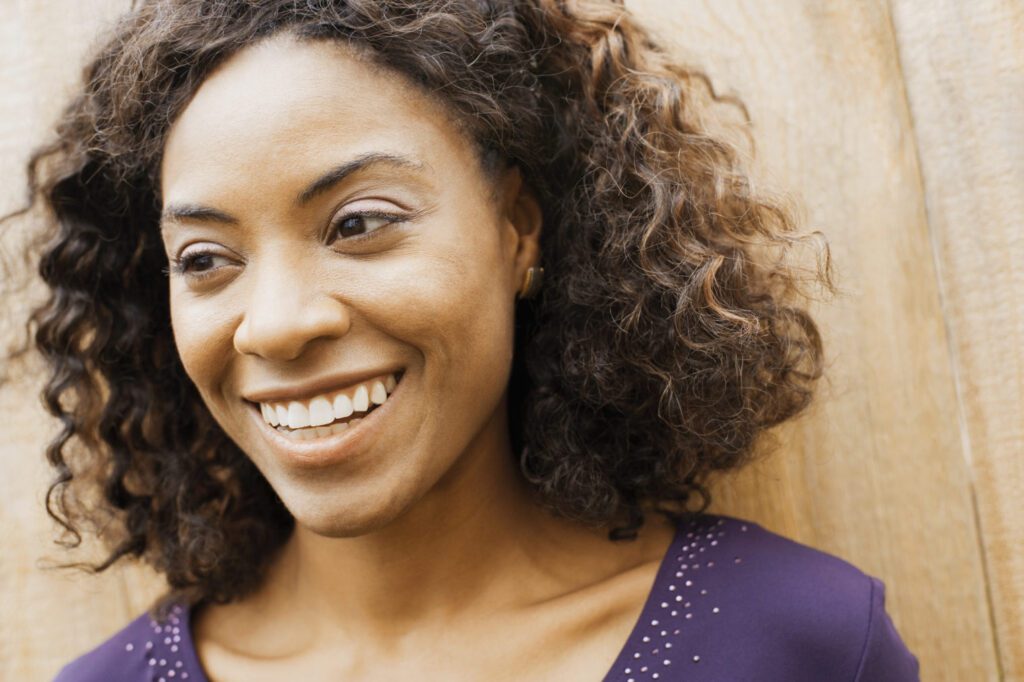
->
<box><xmin>517</xmin><ymin>266</ymin><xmax>544</xmax><ymax>300</ymax></box>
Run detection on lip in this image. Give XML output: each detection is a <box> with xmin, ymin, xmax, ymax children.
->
<box><xmin>245</xmin><ymin>370</ymin><xmax>405</xmax><ymax>469</ymax></box>
<box><xmin>243</xmin><ymin>367</ymin><xmax>406</xmax><ymax>404</ymax></box>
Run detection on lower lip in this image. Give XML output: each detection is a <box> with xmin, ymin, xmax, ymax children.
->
<box><xmin>246</xmin><ymin>374</ymin><xmax>404</xmax><ymax>469</ymax></box>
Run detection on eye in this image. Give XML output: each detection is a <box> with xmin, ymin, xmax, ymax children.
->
<box><xmin>168</xmin><ymin>249</ymin><xmax>235</xmax><ymax>279</ymax></box>
<box><xmin>329</xmin><ymin>211</ymin><xmax>404</xmax><ymax>242</ymax></box>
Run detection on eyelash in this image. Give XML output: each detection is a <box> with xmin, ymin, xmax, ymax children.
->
<box><xmin>165</xmin><ymin>210</ymin><xmax>409</xmax><ymax>281</ymax></box>
<box><xmin>326</xmin><ymin>209</ymin><xmax>408</xmax><ymax>245</ymax></box>
<box><xmin>165</xmin><ymin>252</ymin><xmax>226</xmax><ymax>281</ymax></box>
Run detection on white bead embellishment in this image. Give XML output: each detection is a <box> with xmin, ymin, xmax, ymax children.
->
<box><xmin>618</xmin><ymin>515</ymin><xmax>745</xmax><ymax>679</ymax></box>
<box><xmin>133</xmin><ymin>604</ymin><xmax>194</xmax><ymax>682</ymax></box>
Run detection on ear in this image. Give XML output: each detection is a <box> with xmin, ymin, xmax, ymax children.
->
<box><xmin>498</xmin><ymin>166</ymin><xmax>543</xmax><ymax>297</ymax></box>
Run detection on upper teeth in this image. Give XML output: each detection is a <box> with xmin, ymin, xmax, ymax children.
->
<box><xmin>258</xmin><ymin>373</ymin><xmax>398</xmax><ymax>430</ymax></box>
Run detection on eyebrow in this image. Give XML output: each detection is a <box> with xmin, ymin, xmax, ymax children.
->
<box><xmin>159</xmin><ymin>152</ymin><xmax>427</xmax><ymax>232</ymax></box>
<box><xmin>159</xmin><ymin>204</ymin><xmax>238</xmax><ymax>230</ymax></box>
<box><xmin>296</xmin><ymin>152</ymin><xmax>426</xmax><ymax>206</ymax></box>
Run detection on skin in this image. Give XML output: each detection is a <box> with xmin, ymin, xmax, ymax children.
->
<box><xmin>159</xmin><ymin>33</ymin><xmax>676</xmax><ymax>681</ymax></box>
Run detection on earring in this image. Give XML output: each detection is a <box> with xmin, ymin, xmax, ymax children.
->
<box><xmin>517</xmin><ymin>266</ymin><xmax>544</xmax><ymax>300</ymax></box>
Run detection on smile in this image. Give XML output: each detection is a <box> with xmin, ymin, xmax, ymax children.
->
<box><xmin>255</xmin><ymin>372</ymin><xmax>400</xmax><ymax>441</ymax></box>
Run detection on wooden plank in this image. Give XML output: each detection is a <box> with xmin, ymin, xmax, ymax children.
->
<box><xmin>624</xmin><ymin>0</ymin><xmax>1000</xmax><ymax>678</ymax></box>
<box><xmin>889</xmin><ymin>0</ymin><xmax>1024</xmax><ymax>677</ymax></box>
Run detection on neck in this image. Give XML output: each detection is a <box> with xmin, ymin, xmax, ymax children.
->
<box><xmin>257</xmin><ymin>408</ymin><xmax>581</xmax><ymax>641</ymax></box>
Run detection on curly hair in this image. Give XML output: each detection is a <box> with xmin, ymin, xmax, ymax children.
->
<box><xmin>15</xmin><ymin>0</ymin><xmax>831</xmax><ymax>612</ymax></box>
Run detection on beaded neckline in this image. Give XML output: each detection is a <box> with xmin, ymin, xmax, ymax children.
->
<box><xmin>141</xmin><ymin>514</ymin><xmax>735</xmax><ymax>682</ymax></box>
<box><xmin>125</xmin><ymin>598</ymin><xmax>208</xmax><ymax>681</ymax></box>
<box><xmin>602</xmin><ymin>513</ymin><xmax>742</xmax><ymax>682</ymax></box>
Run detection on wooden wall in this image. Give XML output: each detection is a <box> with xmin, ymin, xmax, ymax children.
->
<box><xmin>1</xmin><ymin>1</ymin><xmax>1018</xmax><ymax>680</ymax></box>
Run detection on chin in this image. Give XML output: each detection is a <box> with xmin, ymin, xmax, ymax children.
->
<box><xmin>296</xmin><ymin>508</ymin><xmax>403</xmax><ymax>539</ymax></box>
<box><xmin>274</xmin><ymin>477</ymin><xmax>421</xmax><ymax>539</ymax></box>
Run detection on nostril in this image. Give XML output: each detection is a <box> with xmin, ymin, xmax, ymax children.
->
<box><xmin>233</xmin><ymin>294</ymin><xmax>352</xmax><ymax>362</ymax></box>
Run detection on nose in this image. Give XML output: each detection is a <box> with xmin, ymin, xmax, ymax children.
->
<box><xmin>233</xmin><ymin>266</ymin><xmax>351</xmax><ymax>362</ymax></box>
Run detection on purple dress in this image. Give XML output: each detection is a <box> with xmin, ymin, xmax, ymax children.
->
<box><xmin>52</xmin><ymin>513</ymin><xmax>920</xmax><ymax>681</ymax></box>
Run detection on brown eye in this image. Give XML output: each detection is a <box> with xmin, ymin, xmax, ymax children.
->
<box><xmin>332</xmin><ymin>212</ymin><xmax>398</xmax><ymax>240</ymax></box>
<box><xmin>171</xmin><ymin>250</ymin><xmax>234</xmax><ymax>279</ymax></box>
<box><xmin>182</xmin><ymin>253</ymin><xmax>218</xmax><ymax>271</ymax></box>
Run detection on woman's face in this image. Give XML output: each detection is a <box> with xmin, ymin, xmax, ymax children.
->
<box><xmin>159</xmin><ymin>35</ymin><xmax>540</xmax><ymax>536</ymax></box>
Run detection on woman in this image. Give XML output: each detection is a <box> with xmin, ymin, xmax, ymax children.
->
<box><xmin>20</xmin><ymin>1</ymin><xmax>919</xmax><ymax>680</ymax></box>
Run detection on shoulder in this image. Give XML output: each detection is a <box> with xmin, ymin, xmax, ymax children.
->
<box><xmin>688</xmin><ymin>513</ymin><xmax>919</xmax><ymax>680</ymax></box>
<box><xmin>52</xmin><ymin>601</ymin><xmax>197</xmax><ymax>682</ymax></box>
<box><xmin>607</xmin><ymin>513</ymin><xmax>919</xmax><ymax>681</ymax></box>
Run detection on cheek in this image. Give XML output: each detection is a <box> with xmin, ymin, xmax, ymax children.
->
<box><xmin>169</xmin><ymin>288</ymin><xmax>237</xmax><ymax>400</ymax></box>
<box><xmin>361</xmin><ymin>225</ymin><xmax>515</xmax><ymax>394</ymax></box>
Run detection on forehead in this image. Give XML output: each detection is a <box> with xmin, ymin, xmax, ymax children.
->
<box><xmin>160</xmin><ymin>34</ymin><xmax>474</xmax><ymax>201</ymax></box>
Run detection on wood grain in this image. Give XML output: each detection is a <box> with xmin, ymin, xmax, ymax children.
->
<box><xmin>1</xmin><ymin>1</ymin><xmax>1013</xmax><ymax>680</ymax></box>
<box><xmin>889</xmin><ymin>0</ymin><xmax>1024</xmax><ymax>677</ymax></box>
<box><xmin>626</xmin><ymin>0</ymin><xmax>1006</xmax><ymax>679</ymax></box>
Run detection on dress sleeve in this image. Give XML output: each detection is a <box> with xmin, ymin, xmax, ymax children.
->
<box><xmin>854</xmin><ymin>576</ymin><xmax>921</xmax><ymax>681</ymax></box>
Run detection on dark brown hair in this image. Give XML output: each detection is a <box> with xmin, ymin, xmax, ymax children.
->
<box><xmin>15</xmin><ymin>0</ymin><xmax>831</xmax><ymax>611</ymax></box>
